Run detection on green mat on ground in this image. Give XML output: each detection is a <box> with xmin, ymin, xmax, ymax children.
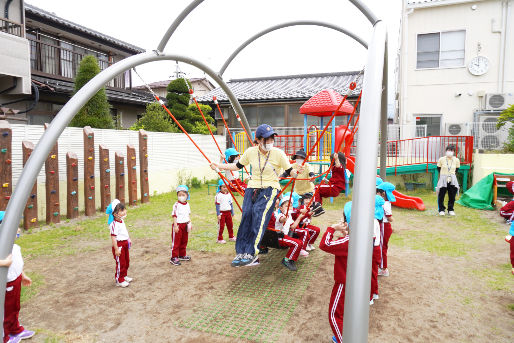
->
<box><xmin>456</xmin><ymin>172</ymin><xmax>512</xmax><ymax>210</ymax></box>
<box><xmin>178</xmin><ymin>249</ymin><xmax>325</xmax><ymax>343</ymax></box>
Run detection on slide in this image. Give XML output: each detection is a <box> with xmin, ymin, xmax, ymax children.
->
<box><xmin>342</xmin><ymin>149</ymin><xmax>425</xmax><ymax>211</ymax></box>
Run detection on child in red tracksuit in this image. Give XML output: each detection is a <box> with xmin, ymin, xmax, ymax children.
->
<box><xmin>319</xmin><ymin>203</ymin><xmax>350</xmax><ymax>343</ymax></box>
<box><xmin>377</xmin><ymin>182</ymin><xmax>396</xmax><ymax>277</ymax></box>
<box><xmin>109</xmin><ymin>202</ymin><xmax>132</xmax><ymax>288</ymax></box>
<box><xmin>1</xmin><ymin>220</ymin><xmax>36</xmax><ymax>343</ymax></box>
<box><xmin>215</xmin><ymin>181</ymin><xmax>235</xmax><ymax>244</ymax></box>
<box><xmin>499</xmin><ymin>181</ymin><xmax>514</xmax><ymax>222</ymax></box>
<box><xmin>296</xmin><ymin>192</ymin><xmax>321</xmax><ymax>251</ymax></box>
<box><xmin>170</xmin><ymin>185</ymin><xmax>192</xmax><ymax>266</ymax></box>
<box><xmin>312</xmin><ymin>152</ymin><xmax>347</xmax><ymax>217</ymax></box>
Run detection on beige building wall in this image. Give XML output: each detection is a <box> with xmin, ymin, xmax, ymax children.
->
<box><xmin>398</xmin><ymin>0</ymin><xmax>513</xmax><ymax>136</ymax></box>
<box><xmin>472</xmin><ymin>153</ymin><xmax>514</xmax><ymax>185</ymax></box>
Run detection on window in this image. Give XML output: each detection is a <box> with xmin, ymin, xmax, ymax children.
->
<box><xmin>415</xmin><ymin>115</ymin><xmax>441</xmax><ymax>136</ymax></box>
<box><xmin>417</xmin><ymin>30</ymin><xmax>465</xmax><ymax>69</ymax></box>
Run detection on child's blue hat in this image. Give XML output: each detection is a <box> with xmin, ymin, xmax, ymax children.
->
<box><xmin>377</xmin><ymin>182</ymin><xmax>396</xmax><ymax>202</ymax></box>
<box><xmin>282</xmin><ymin>192</ymin><xmax>300</xmax><ymax>208</ymax></box>
<box><xmin>176</xmin><ymin>185</ymin><xmax>190</xmax><ymax>200</ymax></box>
<box><xmin>105</xmin><ymin>199</ymin><xmax>120</xmax><ymax>225</ymax></box>
<box><xmin>217</xmin><ymin>179</ymin><xmax>226</xmax><ymax>193</ymax></box>
<box><xmin>375</xmin><ymin>195</ymin><xmax>385</xmax><ymax>220</ymax></box>
<box><xmin>344</xmin><ymin>202</ymin><xmax>352</xmax><ymax>225</ymax></box>
<box><xmin>0</xmin><ymin>211</ymin><xmax>4</xmax><ymax>223</ymax></box>
<box><xmin>376</xmin><ymin>177</ymin><xmax>383</xmax><ymax>186</ymax></box>
<box><xmin>224</xmin><ymin>148</ymin><xmax>240</xmax><ymax>162</ymax></box>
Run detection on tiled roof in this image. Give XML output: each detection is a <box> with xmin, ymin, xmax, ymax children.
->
<box><xmin>196</xmin><ymin>71</ymin><xmax>363</xmax><ymax>103</ymax></box>
<box><xmin>32</xmin><ymin>76</ymin><xmax>154</xmax><ymax>106</ymax></box>
<box><xmin>25</xmin><ymin>3</ymin><xmax>145</xmax><ymax>54</ymax></box>
<box><xmin>133</xmin><ymin>78</ymin><xmax>214</xmax><ymax>90</ymax></box>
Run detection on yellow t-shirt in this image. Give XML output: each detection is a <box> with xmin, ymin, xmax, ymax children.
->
<box><xmin>239</xmin><ymin>146</ymin><xmax>291</xmax><ymax>189</ymax></box>
<box><xmin>437</xmin><ymin>156</ymin><xmax>460</xmax><ymax>175</ymax></box>
<box><xmin>292</xmin><ymin>162</ymin><xmax>314</xmax><ymax>194</ymax></box>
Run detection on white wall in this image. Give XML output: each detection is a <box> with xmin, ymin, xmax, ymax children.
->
<box><xmin>9</xmin><ymin>124</ymin><xmax>225</xmax><ymax>217</ymax></box>
<box><xmin>399</xmin><ymin>0</ymin><xmax>514</xmax><ymax>134</ymax></box>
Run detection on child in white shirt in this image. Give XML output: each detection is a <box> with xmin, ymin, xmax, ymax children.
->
<box><xmin>215</xmin><ymin>180</ymin><xmax>235</xmax><ymax>244</ymax></box>
<box><xmin>170</xmin><ymin>185</ymin><xmax>192</xmax><ymax>266</ymax></box>
<box><xmin>108</xmin><ymin>200</ymin><xmax>132</xmax><ymax>288</ymax></box>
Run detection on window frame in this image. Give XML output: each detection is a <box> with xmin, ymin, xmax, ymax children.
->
<box><xmin>415</xmin><ymin>30</ymin><xmax>466</xmax><ymax>70</ymax></box>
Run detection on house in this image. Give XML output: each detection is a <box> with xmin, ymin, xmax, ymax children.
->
<box><xmin>133</xmin><ymin>77</ymin><xmax>215</xmax><ymax>101</ymax></box>
<box><xmin>0</xmin><ymin>1</ymin><xmax>153</xmax><ymax>127</ymax></box>
<box><xmin>397</xmin><ymin>0</ymin><xmax>513</xmax><ymax>149</ymax></box>
<box><xmin>197</xmin><ymin>71</ymin><xmax>363</xmax><ymax>137</ymax></box>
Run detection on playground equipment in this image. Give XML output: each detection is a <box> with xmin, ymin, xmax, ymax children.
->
<box><xmin>0</xmin><ymin>1</ymin><xmax>388</xmax><ymax>342</ymax></box>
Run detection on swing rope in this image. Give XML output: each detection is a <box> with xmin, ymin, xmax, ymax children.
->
<box><xmin>189</xmin><ymin>89</ymin><xmax>244</xmax><ymax>197</ymax></box>
<box><xmin>212</xmin><ymin>96</ymin><xmax>251</xmax><ymax>178</ymax></box>
<box><xmin>132</xmin><ymin>68</ymin><xmax>243</xmax><ymax>212</ymax></box>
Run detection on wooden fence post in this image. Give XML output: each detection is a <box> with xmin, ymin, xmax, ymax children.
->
<box><xmin>0</xmin><ymin>121</ymin><xmax>12</xmax><ymax>211</ymax></box>
<box><xmin>66</xmin><ymin>152</ymin><xmax>79</xmax><ymax>219</ymax></box>
<box><xmin>115</xmin><ymin>152</ymin><xmax>125</xmax><ymax>204</ymax></box>
<box><xmin>127</xmin><ymin>145</ymin><xmax>137</xmax><ymax>206</ymax></box>
<box><xmin>44</xmin><ymin>123</ymin><xmax>59</xmax><ymax>224</ymax></box>
<box><xmin>139</xmin><ymin>130</ymin><xmax>149</xmax><ymax>203</ymax></box>
<box><xmin>83</xmin><ymin>126</ymin><xmax>95</xmax><ymax>216</ymax></box>
<box><xmin>22</xmin><ymin>141</ymin><xmax>37</xmax><ymax>229</ymax></box>
<box><xmin>99</xmin><ymin>145</ymin><xmax>111</xmax><ymax>211</ymax></box>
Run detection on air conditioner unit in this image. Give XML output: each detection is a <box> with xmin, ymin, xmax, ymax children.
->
<box><xmin>484</xmin><ymin>93</ymin><xmax>514</xmax><ymax>111</ymax></box>
<box><xmin>477</xmin><ymin>116</ymin><xmax>502</xmax><ymax>150</ymax></box>
<box><xmin>445</xmin><ymin>123</ymin><xmax>470</xmax><ymax>136</ymax></box>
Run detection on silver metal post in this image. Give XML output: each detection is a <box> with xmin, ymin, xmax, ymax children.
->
<box><xmin>343</xmin><ymin>20</ymin><xmax>386</xmax><ymax>343</ymax></box>
<box><xmin>379</xmin><ymin>39</ymin><xmax>388</xmax><ymax>180</ymax></box>
<box><xmin>0</xmin><ymin>51</ymin><xmax>251</xmax><ymax>334</ymax></box>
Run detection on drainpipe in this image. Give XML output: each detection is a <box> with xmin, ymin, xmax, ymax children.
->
<box><xmin>4</xmin><ymin>0</ymin><xmax>14</xmax><ymax>19</ymax></box>
<box><xmin>493</xmin><ymin>1</ymin><xmax>508</xmax><ymax>93</ymax></box>
<box><xmin>400</xmin><ymin>6</ymin><xmax>414</xmax><ymax>132</ymax></box>
<box><xmin>501</xmin><ymin>1</ymin><xmax>511</xmax><ymax>93</ymax></box>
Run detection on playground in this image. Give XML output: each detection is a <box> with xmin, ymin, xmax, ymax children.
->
<box><xmin>13</xmin><ymin>187</ymin><xmax>514</xmax><ymax>343</ymax></box>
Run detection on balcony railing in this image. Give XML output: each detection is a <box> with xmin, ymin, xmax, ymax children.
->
<box><xmin>28</xmin><ymin>38</ymin><xmax>129</xmax><ymax>89</ymax></box>
<box><xmin>0</xmin><ymin>17</ymin><xmax>24</xmax><ymax>37</ymax></box>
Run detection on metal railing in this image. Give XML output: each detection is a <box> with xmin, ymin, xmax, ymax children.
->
<box><xmin>28</xmin><ymin>38</ymin><xmax>128</xmax><ymax>89</ymax></box>
<box><xmin>0</xmin><ymin>17</ymin><xmax>24</xmax><ymax>37</ymax></box>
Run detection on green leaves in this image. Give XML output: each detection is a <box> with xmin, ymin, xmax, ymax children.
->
<box><xmin>497</xmin><ymin>104</ymin><xmax>514</xmax><ymax>152</ymax></box>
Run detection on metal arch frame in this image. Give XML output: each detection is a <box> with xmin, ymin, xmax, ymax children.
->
<box><xmin>218</xmin><ymin>20</ymin><xmax>368</xmax><ymax>76</ymax></box>
<box><xmin>1</xmin><ymin>1</ymin><xmax>386</xmax><ymax>342</ymax></box>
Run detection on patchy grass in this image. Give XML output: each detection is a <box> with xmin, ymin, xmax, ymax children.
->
<box><xmin>471</xmin><ymin>263</ymin><xmax>513</xmax><ymax>291</ymax></box>
<box><xmin>507</xmin><ymin>304</ymin><xmax>514</xmax><ymax>311</ymax></box>
<box><xmin>20</xmin><ymin>271</ymin><xmax>44</xmax><ymax>304</ymax></box>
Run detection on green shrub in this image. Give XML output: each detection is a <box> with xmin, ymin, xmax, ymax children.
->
<box><xmin>497</xmin><ymin>104</ymin><xmax>514</xmax><ymax>152</ymax></box>
<box><xmin>131</xmin><ymin>102</ymin><xmax>178</xmax><ymax>132</ymax></box>
<box><xmin>69</xmin><ymin>55</ymin><xmax>114</xmax><ymax>129</ymax></box>
<box><xmin>191</xmin><ymin>176</ymin><xmax>202</xmax><ymax>188</ymax></box>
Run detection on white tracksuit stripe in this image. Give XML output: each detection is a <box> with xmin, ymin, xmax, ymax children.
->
<box><xmin>331</xmin><ymin>283</ymin><xmax>344</xmax><ymax>342</ymax></box>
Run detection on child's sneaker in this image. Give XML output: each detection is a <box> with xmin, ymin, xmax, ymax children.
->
<box><xmin>369</xmin><ymin>299</ymin><xmax>374</xmax><ymax>305</ymax></box>
<box><xmin>332</xmin><ymin>336</ymin><xmax>338</xmax><ymax>343</ymax></box>
<box><xmin>170</xmin><ymin>257</ymin><xmax>181</xmax><ymax>266</ymax></box>
<box><xmin>259</xmin><ymin>247</ymin><xmax>269</xmax><ymax>254</ymax></box>
<box><xmin>300</xmin><ymin>249</ymin><xmax>309</xmax><ymax>257</ymax></box>
<box><xmin>306</xmin><ymin>244</ymin><xmax>315</xmax><ymax>251</ymax></box>
<box><xmin>116</xmin><ymin>280</ymin><xmax>130</xmax><ymax>287</ymax></box>
<box><xmin>124</xmin><ymin>276</ymin><xmax>133</xmax><ymax>283</ymax></box>
<box><xmin>312</xmin><ymin>205</ymin><xmax>325</xmax><ymax>217</ymax></box>
<box><xmin>231</xmin><ymin>254</ymin><xmax>243</xmax><ymax>267</ymax></box>
<box><xmin>229</xmin><ymin>237</ymin><xmax>237</xmax><ymax>242</ymax></box>
<box><xmin>448</xmin><ymin>211</ymin><xmax>456</xmax><ymax>216</ymax></box>
<box><xmin>373</xmin><ymin>294</ymin><xmax>379</xmax><ymax>300</ymax></box>
<box><xmin>7</xmin><ymin>336</ymin><xmax>21</xmax><ymax>343</ymax></box>
<box><xmin>439</xmin><ymin>211</ymin><xmax>445</xmax><ymax>216</ymax></box>
<box><xmin>11</xmin><ymin>330</ymin><xmax>35</xmax><ymax>340</ymax></box>
<box><xmin>217</xmin><ymin>240</ymin><xmax>226</xmax><ymax>244</ymax></box>
<box><xmin>378</xmin><ymin>268</ymin><xmax>389</xmax><ymax>277</ymax></box>
<box><xmin>179</xmin><ymin>255</ymin><xmax>191</xmax><ymax>261</ymax></box>
<box><xmin>281</xmin><ymin>258</ymin><xmax>297</xmax><ymax>271</ymax></box>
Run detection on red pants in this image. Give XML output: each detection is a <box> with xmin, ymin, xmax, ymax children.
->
<box><xmin>329</xmin><ymin>283</ymin><xmax>345</xmax><ymax>343</ymax></box>
<box><xmin>510</xmin><ymin>238</ymin><xmax>514</xmax><ymax>268</ymax></box>
<box><xmin>230</xmin><ymin>179</ymin><xmax>247</xmax><ymax>193</ymax></box>
<box><xmin>381</xmin><ymin>222</ymin><xmax>393</xmax><ymax>269</ymax></box>
<box><xmin>171</xmin><ymin>223</ymin><xmax>189</xmax><ymax>258</ymax></box>
<box><xmin>293</xmin><ymin>227</ymin><xmax>310</xmax><ymax>250</ymax></box>
<box><xmin>112</xmin><ymin>240</ymin><xmax>130</xmax><ymax>283</ymax></box>
<box><xmin>278</xmin><ymin>235</ymin><xmax>302</xmax><ymax>261</ymax></box>
<box><xmin>3</xmin><ymin>274</ymin><xmax>24</xmax><ymax>343</ymax></box>
<box><xmin>305</xmin><ymin>224</ymin><xmax>320</xmax><ymax>245</ymax></box>
<box><xmin>370</xmin><ymin>245</ymin><xmax>380</xmax><ymax>299</ymax></box>
<box><xmin>218</xmin><ymin>211</ymin><xmax>234</xmax><ymax>240</ymax></box>
<box><xmin>500</xmin><ymin>210</ymin><xmax>513</xmax><ymax>221</ymax></box>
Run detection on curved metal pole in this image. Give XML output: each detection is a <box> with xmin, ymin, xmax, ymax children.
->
<box><xmin>342</xmin><ymin>20</ymin><xmax>386</xmax><ymax>343</ymax></box>
<box><xmin>219</xmin><ymin>20</ymin><xmax>368</xmax><ymax>76</ymax></box>
<box><xmin>0</xmin><ymin>51</ymin><xmax>251</xmax><ymax>330</ymax></box>
<box><xmin>156</xmin><ymin>0</ymin><xmax>205</xmax><ymax>52</ymax></box>
<box><xmin>348</xmin><ymin>0</ymin><xmax>379</xmax><ymax>25</ymax></box>
<box><xmin>379</xmin><ymin>39</ymin><xmax>388</xmax><ymax>180</ymax></box>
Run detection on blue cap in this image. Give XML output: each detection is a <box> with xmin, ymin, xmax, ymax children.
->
<box><xmin>282</xmin><ymin>192</ymin><xmax>300</xmax><ymax>208</ymax></box>
<box><xmin>376</xmin><ymin>177</ymin><xmax>383</xmax><ymax>186</ymax></box>
<box><xmin>0</xmin><ymin>211</ymin><xmax>4</xmax><ymax>223</ymax></box>
<box><xmin>377</xmin><ymin>182</ymin><xmax>396</xmax><ymax>202</ymax></box>
<box><xmin>224</xmin><ymin>148</ymin><xmax>240</xmax><ymax>162</ymax></box>
<box><xmin>344</xmin><ymin>202</ymin><xmax>352</xmax><ymax>226</ymax></box>
<box><xmin>375</xmin><ymin>195</ymin><xmax>385</xmax><ymax>220</ymax></box>
<box><xmin>176</xmin><ymin>185</ymin><xmax>190</xmax><ymax>200</ymax></box>
<box><xmin>105</xmin><ymin>199</ymin><xmax>120</xmax><ymax>225</ymax></box>
<box><xmin>217</xmin><ymin>179</ymin><xmax>226</xmax><ymax>193</ymax></box>
<box><xmin>255</xmin><ymin>124</ymin><xmax>277</xmax><ymax>139</ymax></box>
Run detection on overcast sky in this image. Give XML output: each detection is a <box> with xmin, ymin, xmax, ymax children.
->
<box><xmin>26</xmin><ymin>0</ymin><xmax>402</xmax><ymax>97</ymax></box>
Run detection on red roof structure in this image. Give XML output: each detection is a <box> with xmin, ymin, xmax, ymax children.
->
<box><xmin>299</xmin><ymin>89</ymin><xmax>354</xmax><ymax>117</ymax></box>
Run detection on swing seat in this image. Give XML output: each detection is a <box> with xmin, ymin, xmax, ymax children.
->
<box><xmin>260</xmin><ymin>230</ymin><xmax>285</xmax><ymax>249</ymax></box>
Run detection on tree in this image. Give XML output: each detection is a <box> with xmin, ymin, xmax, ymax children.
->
<box><xmin>166</xmin><ymin>78</ymin><xmax>216</xmax><ymax>134</ymax></box>
<box><xmin>130</xmin><ymin>102</ymin><xmax>178</xmax><ymax>132</ymax></box>
<box><xmin>69</xmin><ymin>55</ymin><xmax>114</xmax><ymax>129</ymax></box>
<box><xmin>497</xmin><ymin>104</ymin><xmax>514</xmax><ymax>152</ymax></box>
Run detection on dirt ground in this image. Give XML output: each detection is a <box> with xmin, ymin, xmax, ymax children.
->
<box><xmin>19</xmin><ymin>208</ymin><xmax>514</xmax><ymax>343</ymax></box>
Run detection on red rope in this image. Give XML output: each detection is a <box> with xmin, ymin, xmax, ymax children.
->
<box><xmin>235</xmin><ymin>113</ymin><xmax>255</xmax><ymax>146</ymax></box>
